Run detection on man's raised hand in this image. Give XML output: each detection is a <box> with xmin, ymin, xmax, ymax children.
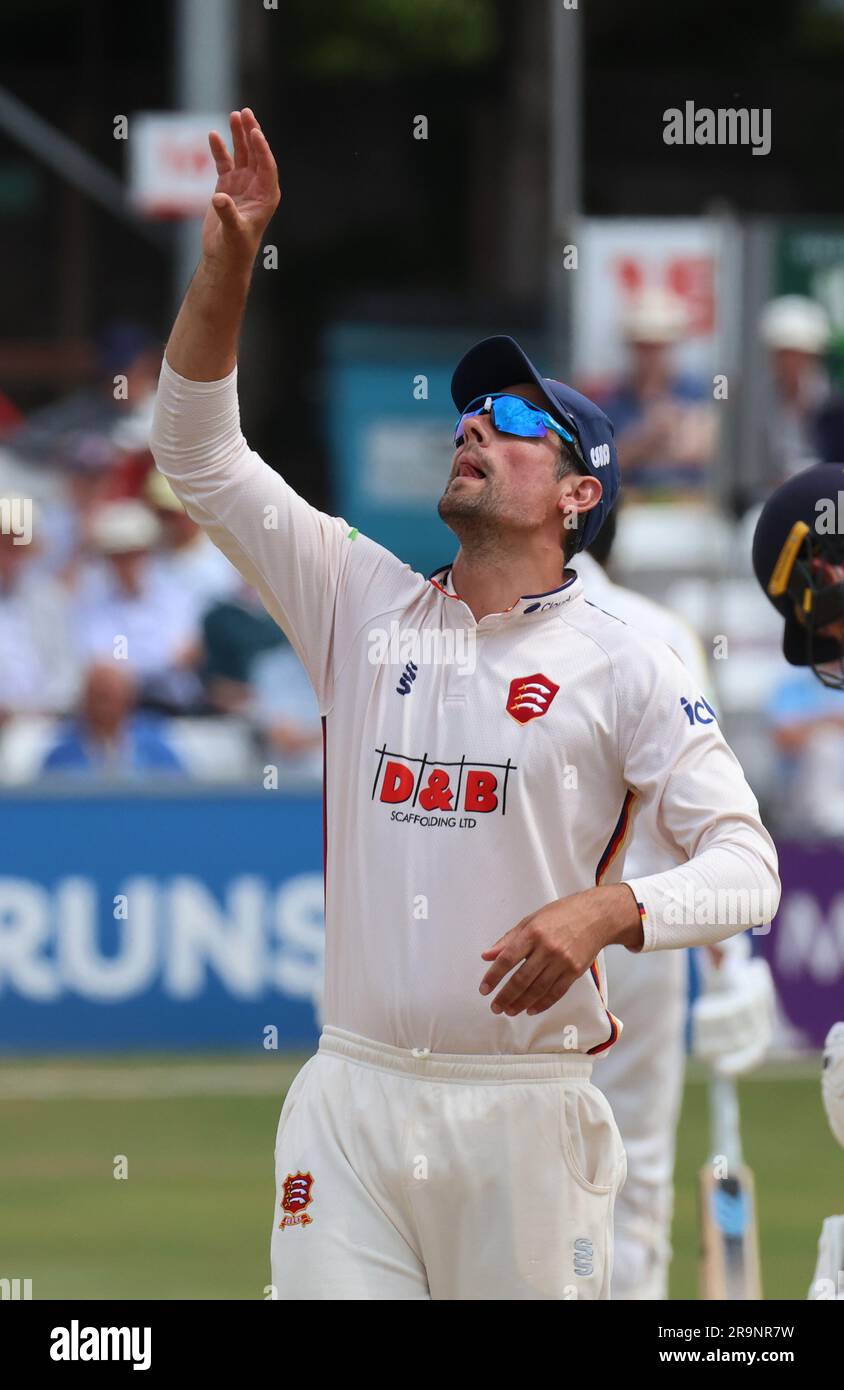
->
<box><xmin>163</xmin><ymin>109</ymin><xmax>281</xmax><ymax>379</ymax></box>
<box><xmin>204</xmin><ymin>108</ymin><xmax>281</xmax><ymax>270</ymax></box>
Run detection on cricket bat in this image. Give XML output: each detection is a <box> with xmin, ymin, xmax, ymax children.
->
<box><xmin>698</xmin><ymin>1074</ymin><xmax>762</xmax><ymax>1300</ymax></box>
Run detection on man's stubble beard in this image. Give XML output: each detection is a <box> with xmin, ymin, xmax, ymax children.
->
<box><xmin>437</xmin><ymin>475</ymin><xmax>507</xmax><ymax>559</ymax></box>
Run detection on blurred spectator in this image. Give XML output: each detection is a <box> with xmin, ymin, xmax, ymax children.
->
<box><xmin>145</xmin><ymin>470</ymin><xmax>240</xmax><ymax>621</ymax></box>
<box><xmin>9</xmin><ymin>321</ymin><xmax>161</xmax><ymax>475</ymax></box>
<box><xmin>591</xmin><ymin>288</ymin><xmax>716</xmax><ymax>499</ymax></box>
<box><xmin>0</xmin><ymin>521</ymin><xmax>80</xmax><ymax>721</ymax></box>
<box><xmin>201</xmin><ymin>580</ymin><xmax>321</xmax><ymax>781</ymax></box>
<box><xmin>202</xmin><ymin>580</ymin><xmax>286</xmax><ymax>714</ymax></box>
<box><xmin>75</xmin><ymin>499</ymin><xmax>203</xmax><ymax>713</ymax></box>
<box><xmin>43</xmin><ymin>662</ymin><xmax>183</xmax><ymax>777</ymax></box>
<box><xmin>0</xmin><ymin>388</ymin><xmax>23</xmax><ymax>439</ymax></box>
<box><xmin>37</xmin><ymin>436</ymin><xmax>117</xmax><ymax>582</ymax></box>
<box><xmin>766</xmin><ymin>666</ymin><xmax>844</xmax><ymax>836</ymax></box>
<box><xmin>252</xmin><ymin>642</ymin><xmax>323</xmax><ymax>783</ymax></box>
<box><xmin>106</xmin><ymin>323</ymin><xmax>162</xmax><ymax>457</ymax></box>
<box><xmin>759</xmin><ymin>295</ymin><xmax>844</xmax><ymax>483</ymax></box>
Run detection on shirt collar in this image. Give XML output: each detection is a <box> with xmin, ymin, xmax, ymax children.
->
<box><xmin>428</xmin><ymin>563</ymin><xmax>583</xmax><ymax>629</ymax></box>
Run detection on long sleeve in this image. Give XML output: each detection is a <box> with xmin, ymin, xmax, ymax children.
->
<box><xmin>150</xmin><ymin>357</ymin><xmax>416</xmax><ymax>714</ymax></box>
<box><xmin>617</xmin><ymin>639</ymin><xmax>781</xmax><ymax>951</ymax></box>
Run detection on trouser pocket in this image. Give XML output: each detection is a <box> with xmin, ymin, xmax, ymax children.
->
<box><xmin>561</xmin><ymin>1081</ymin><xmax>627</xmax><ymax>1194</ymax></box>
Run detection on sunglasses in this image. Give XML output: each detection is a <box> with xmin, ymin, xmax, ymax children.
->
<box><xmin>453</xmin><ymin>393</ymin><xmax>577</xmax><ymax>449</ymax></box>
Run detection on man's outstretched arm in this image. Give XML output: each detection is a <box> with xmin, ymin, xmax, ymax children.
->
<box><xmin>151</xmin><ymin>108</ymin><xmax>415</xmax><ymax>714</ymax></box>
<box><xmin>150</xmin><ymin>107</ymin><xmax>354</xmax><ymax>707</ymax></box>
<box><xmin>165</xmin><ymin>107</ymin><xmax>280</xmax><ymax>381</ymax></box>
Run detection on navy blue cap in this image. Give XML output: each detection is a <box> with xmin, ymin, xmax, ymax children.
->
<box><xmin>752</xmin><ymin>463</ymin><xmax>844</xmax><ymax>666</ymax></box>
<box><xmin>451</xmin><ymin>334</ymin><xmax>620</xmax><ymax>553</ymax></box>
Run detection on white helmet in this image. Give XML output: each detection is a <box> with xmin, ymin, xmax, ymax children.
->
<box><xmin>759</xmin><ymin>295</ymin><xmax>830</xmax><ymax>354</ymax></box>
<box><xmin>90</xmin><ymin>499</ymin><xmax>161</xmax><ymax>554</ymax></box>
<box><xmin>621</xmin><ymin>287</ymin><xmax>686</xmax><ymax>344</ymax></box>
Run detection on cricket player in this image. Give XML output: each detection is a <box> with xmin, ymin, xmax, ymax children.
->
<box><xmin>752</xmin><ymin>464</ymin><xmax>844</xmax><ymax>1301</ymax></box>
<box><xmin>571</xmin><ymin>519</ymin><xmax>699</xmax><ymax>1299</ymax></box>
<box><xmin>573</xmin><ymin>520</ymin><xmax>775</xmax><ymax>1299</ymax></box>
<box><xmin>150</xmin><ymin>109</ymin><xmax>780</xmax><ymax>1300</ymax></box>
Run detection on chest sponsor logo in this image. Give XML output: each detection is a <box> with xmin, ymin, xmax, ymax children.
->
<box><xmin>372</xmin><ymin>744</ymin><xmax>516</xmax><ymax>826</ymax></box>
<box><xmin>506</xmin><ymin>672</ymin><xmax>560</xmax><ymax>724</ymax></box>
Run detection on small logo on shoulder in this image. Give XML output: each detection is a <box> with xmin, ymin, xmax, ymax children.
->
<box><xmin>680</xmin><ymin>695</ymin><xmax>717</xmax><ymax>726</ymax></box>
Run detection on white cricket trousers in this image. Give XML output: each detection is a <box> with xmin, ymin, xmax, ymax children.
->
<box><xmin>270</xmin><ymin>1026</ymin><xmax>627</xmax><ymax>1301</ymax></box>
<box><xmin>594</xmin><ymin>946</ymin><xmax>687</xmax><ymax>1300</ymax></box>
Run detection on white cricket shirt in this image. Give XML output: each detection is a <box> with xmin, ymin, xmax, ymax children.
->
<box><xmin>151</xmin><ymin>361</ymin><xmax>780</xmax><ymax>1056</ymax></box>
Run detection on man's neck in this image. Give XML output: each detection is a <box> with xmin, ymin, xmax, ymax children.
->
<box><xmin>450</xmin><ymin>548</ymin><xmax>570</xmax><ymax>622</ymax></box>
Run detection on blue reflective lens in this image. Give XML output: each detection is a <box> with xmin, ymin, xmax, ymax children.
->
<box><xmin>492</xmin><ymin>397</ymin><xmax>549</xmax><ymax>437</ymax></box>
<box><xmin>453</xmin><ymin>393</ymin><xmax>575</xmax><ymax>448</ymax></box>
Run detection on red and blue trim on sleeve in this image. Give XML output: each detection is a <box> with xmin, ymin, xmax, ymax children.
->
<box><xmin>587</xmin><ymin>789</ymin><xmax>637</xmax><ymax>1055</ymax></box>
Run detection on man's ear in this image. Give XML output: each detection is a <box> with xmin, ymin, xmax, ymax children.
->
<box><xmin>558</xmin><ymin>473</ymin><xmax>603</xmax><ymax>522</ymax></box>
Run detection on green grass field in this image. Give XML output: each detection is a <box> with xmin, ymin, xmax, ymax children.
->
<box><xmin>0</xmin><ymin>1053</ymin><xmax>838</xmax><ymax>1300</ymax></box>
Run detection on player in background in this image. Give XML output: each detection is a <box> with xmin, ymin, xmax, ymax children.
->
<box><xmin>808</xmin><ymin>1022</ymin><xmax>844</xmax><ymax>1300</ymax></box>
<box><xmin>573</xmin><ymin>512</ymin><xmax>775</xmax><ymax>1298</ymax></box>
<box><xmin>753</xmin><ymin>464</ymin><xmax>844</xmax><ymax>1301</ymax></box>
<box><xmin>151</xmin><ymin>110</ymin><xmax>780</xmax><ymax>1301</ymax></box>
